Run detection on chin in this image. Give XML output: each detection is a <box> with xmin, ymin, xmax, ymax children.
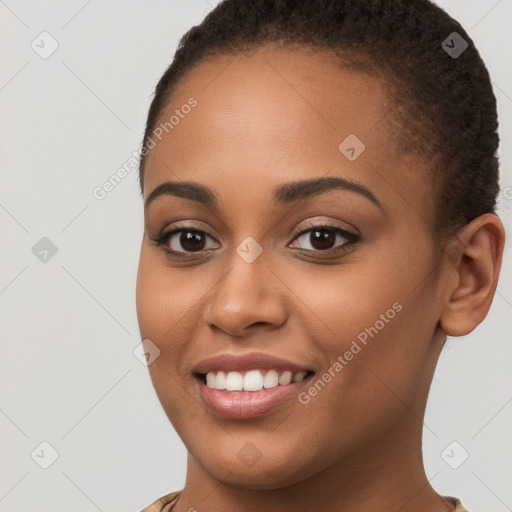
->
<box><xmin>195</xmin><ymin>446</ymin><xmax>321</xmax><ymax>490</ymax></box>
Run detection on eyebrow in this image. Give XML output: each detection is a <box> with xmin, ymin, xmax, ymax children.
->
<box><xmin>144</xmin><ymin>176</ymin><xmax>382</xmax><ymax>210</ymax></box>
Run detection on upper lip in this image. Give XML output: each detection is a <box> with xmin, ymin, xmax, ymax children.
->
<box><xmin>192</xmin><ymin>352</ymin><xmax>313</xmax><ymax>375</ymax></box>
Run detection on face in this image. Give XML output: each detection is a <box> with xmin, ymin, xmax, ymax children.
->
<box><xmin>136</xmin><ymin>46</ymin><xmax>449</xmax><ymax>489</ymax></box>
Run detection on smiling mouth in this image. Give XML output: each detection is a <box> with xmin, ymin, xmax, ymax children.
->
<box><xmin>194</xmin><ymin>369</ymin><xmax>315</xmax><ymax>392</ymax></box>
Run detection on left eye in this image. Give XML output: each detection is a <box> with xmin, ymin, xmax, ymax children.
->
<box><xmin>290</xmin><ymin>226</ymin><xmax>356</xmax><ymax>252</ymax></box>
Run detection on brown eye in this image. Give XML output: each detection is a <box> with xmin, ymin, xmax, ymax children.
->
<box><xmin>177</xmin><ymin>231</ymin><xmax>206</xmax><ymax>252</ymax></box>
<box><xmin>290</xmin><ymin>223</ymin><xmax>358</xmax><ymax>253</ymax></box>
<box><xmin>166</xmin><ymin>229</ymin><xmax>217</xmax><ymax>253</ymax></box>
<box><xmin>150</xmin><ymin>223</ymin><xmax>221</xmax><ymax>256</ymax></box>
<box><xmin>305</xmin><ymin>228</ymin><xmax>337</xmax><ymax>250</ymax></box>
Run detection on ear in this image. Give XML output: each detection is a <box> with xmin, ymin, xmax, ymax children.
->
<box><xmin>439</xmin><ymin>213</ymin><xmax>506</xmax><ymax>337</ymax></box>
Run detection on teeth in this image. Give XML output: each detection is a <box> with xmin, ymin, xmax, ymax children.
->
<box><xmin>215</xmin><ymin>371</ymin><xmax>226</xmax><ymax>390</ymax></box>
<box><xmin>292</xmin><ymin>371</ymin><xmax>307</xmax><ymax>383</ymax></box>
<box><xmin>206</xmin><ymin>372</ymin><xmax>216</xmax><ymax>387</ymax></box>
<box><xmin>244</xmin><ymin>370</ymin><xmax>264</xmax><ymax>391</ymax></box>
<box><xmin>263</xmin><ymin>369</ymin><xmax>279</xmax><ymax>388</ymax></box>
<box><xmin>204</xmin><ymin>369</ymin><xmax>309</xmax><ymax>391</ymax></box>
<box><xmin>278</xmin><ymin>371</ymin><xmax>292</xmax><ymax>385</ymax></box>
<box><xmin>225</xmin><ymin>371</ymin><xmax>243</xmax><ymax>391</ymax></box>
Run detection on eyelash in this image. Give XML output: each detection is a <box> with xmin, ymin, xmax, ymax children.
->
<box><xmin>149</xmin><ymin>220</ymin><xmax>360</xmax><ymax>259</ymax></box>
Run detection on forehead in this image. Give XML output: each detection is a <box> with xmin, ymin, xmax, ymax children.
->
<box><xmin>143</xmin><ymin>46</ymin><xmax>432</xmax><ymax>225</ymax></box>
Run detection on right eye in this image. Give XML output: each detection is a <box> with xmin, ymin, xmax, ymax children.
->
<box><xmin>150</xmin><ymin>224</ymin><xmax>220</xmax><ymax>257</ymax></box>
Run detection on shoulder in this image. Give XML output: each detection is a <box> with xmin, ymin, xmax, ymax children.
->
<box><xmin>444</xmin><ymin>495</ymin><xmax>471</xmax><ymax>512</ymax></box>
<box><xmin>138</xmin><ymin>491</ymin><xmax>469</xmax><ymax>512</ymax></box>
<box><xmin>139</xmin><ymin>490</ymin><xmax>182</xmax><ymax>512</ymax></box>
<box><xmin>456</xmin><ymin>500</ymin><xmax>471</xmax><ymax>512</ymax></box>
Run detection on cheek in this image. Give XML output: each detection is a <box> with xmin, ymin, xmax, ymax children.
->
<box><xmin>135</xmin><ymin>253</ymin><xmax>201</xmax><ymax>438</ymax></box>
<box><xmin>135</xmin><ymin>247</ymin><xmax>205</xmax><ymax>342</ymax></box>
<box><xmin>135</xmin><ymin>249</ymin><xmax>200</xmax><ymax>403</ymax></box>
<box><xmin>291</xmin><ymin>248</ymin><xmax>438</xmax><ymax>442</ymax></box>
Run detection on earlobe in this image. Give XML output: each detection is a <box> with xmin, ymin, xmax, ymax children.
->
<box><xmin>439</xmin><ymin>213</ymin><xmax>505</xmax><ymax>337</ymax></box>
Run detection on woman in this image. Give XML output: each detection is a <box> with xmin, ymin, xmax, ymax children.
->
<box><xmin>135</xmin><ymin>0</ymin><xmax>506</xmax><ymax>510</ymax></box>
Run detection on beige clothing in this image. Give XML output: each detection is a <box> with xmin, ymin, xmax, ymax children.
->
<box><xmin>140</xmin><ymin>490</ymin><xmax>470</xmax><ymax>511</ymax></box>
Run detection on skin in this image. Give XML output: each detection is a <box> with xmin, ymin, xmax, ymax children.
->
<box><xmin>135</xmin><ymin>45</ymin><xmax>505</xmax><ymax>512</ymax></box>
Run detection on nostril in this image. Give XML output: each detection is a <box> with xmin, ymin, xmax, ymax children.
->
<box><xmin>249</xmin><ymin>321</ymin><xmax>269</xmax><ymax>328</ymax></box>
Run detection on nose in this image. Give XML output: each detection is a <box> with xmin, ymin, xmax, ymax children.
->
<box><xmin>202</xmin><ymin>249</ymin><xmax>288</xmax><ymax>338</ymax></box>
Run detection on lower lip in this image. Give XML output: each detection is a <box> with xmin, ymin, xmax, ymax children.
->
<box><xmin>195</xmin><ymin>374</ymin><xmax>313</xmax><ymax>420</ymax></box>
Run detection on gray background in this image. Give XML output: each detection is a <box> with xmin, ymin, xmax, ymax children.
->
<box><xmin>0</xmin><ymin>1</ymin><xmax>511</xmax><ymax>511</ymax></box>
